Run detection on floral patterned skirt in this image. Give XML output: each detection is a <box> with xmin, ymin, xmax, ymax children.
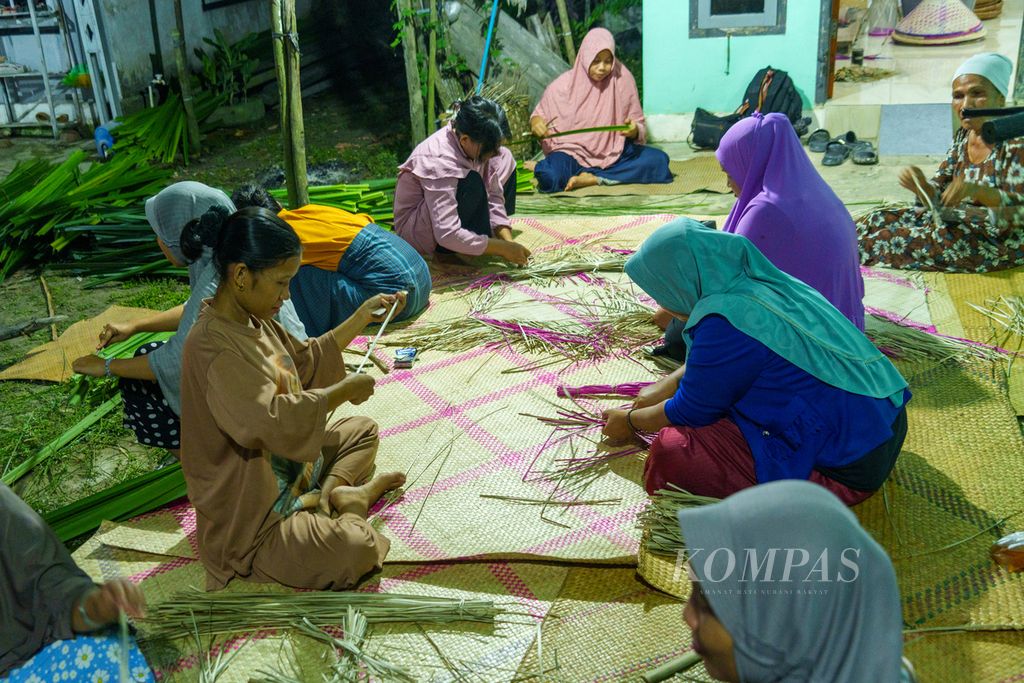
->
<box><xmin>856</xmin><ymin>203</ymin><xmax>1024</xmax><ymax>273</ymax></box>
<box><xmin>1</xmin><ymin>633</ymin><xmax>154</xmax><ymax>683</ymax></box>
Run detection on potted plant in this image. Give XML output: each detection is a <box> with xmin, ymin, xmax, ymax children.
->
<box><xmin>195</xmin><ymin>29</ymin><xmax>265</xmax><ymax>127</ymax></box>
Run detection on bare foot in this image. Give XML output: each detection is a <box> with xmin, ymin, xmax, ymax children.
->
<box><xmin>564</xmin><ymin>172</ymin><xmax>599</xmax><ymax>191</ymax></box>
<box><xmin>522</xmin><ymin>160</ymin><xmax>537</xmax><ymax>172</ymax></box>
<box><xmin>328</xmin><ymin>472</ymin><xmax>406</xmax><ymax>518</ymax></box>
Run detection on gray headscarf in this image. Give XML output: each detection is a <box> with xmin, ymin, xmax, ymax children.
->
<box><xmin>145</xmin><ymin>181</ymin><xmax>233</xmax><ymax>264</ymax></box>
<box><xmin>144</xmin><ymin>182</ymin><xmax>307</xmax><ymax>416</ymax></box>
<box><xmin>677</xmin><ymin>481</ymin><xmax>902</xmax><ymax>682</ymax></box>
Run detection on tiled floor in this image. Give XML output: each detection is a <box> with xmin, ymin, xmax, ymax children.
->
<box><xmin>831</xmin><ymin>0</ymin><xmax>1023</xmax><ymax>106</ymax></box>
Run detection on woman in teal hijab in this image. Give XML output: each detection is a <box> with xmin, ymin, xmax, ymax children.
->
<box><xmin>604</xmin><ymin>219</ymin><xmax>910</xmax><ymax>505</ymax></box>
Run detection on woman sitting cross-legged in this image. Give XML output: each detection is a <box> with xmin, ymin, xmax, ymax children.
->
<box><xmin>232</xmin><ymin>184</ymin><xmax>431</xmax><ymax>337</ymax></box>
<box><xmin>179</xmin><ymin>207</ymin><xmax>405</xmax><ymax>591</ymax></box>
<box><xmin>528</xmin><ymin>27</ymin><xmax>672</xmax><ymax>193</ymax></box>
<box><xmin>677</xmin><ymin>481</ymin><xmax>914</xmax><ymax>682</ymax></box>
<box><xmin>393</xmin><ymin>95</ymin><xmax>531</xmax><ymax>266</ymax></box>
<box><xmin>71</xmin><ymin>182</ymin><xmax>308</xmax><ymax>456</ymax></box>
<box><xmin>602</xmin><ymin>219</ymin><xmax>911</xmax><ymax>506</ymax></box>
<box><xmin>857</xmin><ymin>52</ymin><xmax>1024</xmax><ymax>272</ymax></box>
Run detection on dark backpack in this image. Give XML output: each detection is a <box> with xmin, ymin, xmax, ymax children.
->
<box><xmin>738</xmin><ymin>66</ymin><xmax>808</xmax><ymax>134</ymax></box>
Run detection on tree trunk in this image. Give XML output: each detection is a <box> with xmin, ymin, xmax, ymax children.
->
<box><xmin>271</xmin><ymin>0</ymin><xmax>308</xmax><ymax>207</ymax></box>
<box><xmin>396</xmin><ymin>0</ymin><xmax>426</xmax><ymax>144</ymax></box>
<box><xmin>270</xmin><ymin>0</ymin><xmax>294</xmax><ymax>203</ymax></box>
<box><xmin>426</xmin><ymin>0</ymin><xmax>438</xmax><ymax>134</ymax></box>
<box><xmin>283</xmin><ymin>0</ymin><xmax>308</xmax><ymax>206</ymax></box>
<box><xmin>171</xmin><ymin>0</ymin><xmax>201</xmax><ymax>158</ymax></box>
<box><xmin>554</xmin><ymin>0</ymin><xmax>576</xmax><ymax>64</ymax></box>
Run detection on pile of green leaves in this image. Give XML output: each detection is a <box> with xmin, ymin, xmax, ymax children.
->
<box><xmin>112</xmin><ymin>91</ymin><xmax>223</xmax><ymax>165</ymax></box>
<box><xmin>270</xmin><ymin>178</ymin><xmax>398</xmax><ymax>227</ymax></box>
<box><xmin>0</xmin><ymin>152</ymin><xmax>171</xmax><ymax>279</ymax></box>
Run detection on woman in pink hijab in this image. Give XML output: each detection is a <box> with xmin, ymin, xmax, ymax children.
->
<box><xmin>529</xmin><ymin>28</ymin><xmax>671</xmax><ymax>193</ymax></box>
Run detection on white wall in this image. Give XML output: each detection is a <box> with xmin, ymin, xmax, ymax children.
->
<box><xmin>99</xmin><ymin>0</ymin><xmax>312</xmax><ymax>106</ymax></box>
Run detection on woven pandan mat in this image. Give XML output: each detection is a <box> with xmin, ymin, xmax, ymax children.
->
<box><xmin>515</xmin><ymin>566</ymin><xmax>715</xmax><ymax>682</ymax></box>
<box><xmin>893</xmin><ymin>0</ymin><xmax>986</xmax><ymax>45</ymax></box>
<box><xmin>925</xmin><ymin>267</ymin><xmax>1024</xmax><ymax>413</ymax></box>
<box><xmin>856</xmin><ymin>357</ymin><xmax>1024</xmax><ymax>630</ymax></box>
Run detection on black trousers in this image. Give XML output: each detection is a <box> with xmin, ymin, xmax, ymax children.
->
<box><xmin>436</xmin><ymin>171</ymin><xmax>517</xmax><ymax>254</ymax></box>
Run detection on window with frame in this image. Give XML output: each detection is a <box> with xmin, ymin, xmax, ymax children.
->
<box><xmin>690</xmin><ymin>0</ymin><xmax>786</xmax><ymax>38</ymax></box>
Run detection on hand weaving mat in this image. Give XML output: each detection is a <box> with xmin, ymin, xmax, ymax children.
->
<box><xmin>514</xmin><ymin>566</ymin><xmax>716</xmax><ymax>682</ymax></box>
<box><xmin>72</xmin><ymin>526</ymin><xmax>569</xmax><ymax>683</ymax></box>
<box><xmin>97</xmin><ymin>214</ymin><xmax>700</xmax><ymax>565</ymax></box>
<box><xmin>545</xmin><ymin>157</ymin><xmax>731</xmax><ymax>197</ymax></box>
<box><xmin>923</xmin><ymin>267</ymin><xmax>1024</xmax><ymax>414</ymax></box>
<box><xmin>0</xmin><ymin>305</ymin><xmax>158</xmax><ymax>382</ymax></box>
<box><xmin>855</xmin><ymin>357</ymin><xmax>1024</xmax><ymax>630</ymax></box>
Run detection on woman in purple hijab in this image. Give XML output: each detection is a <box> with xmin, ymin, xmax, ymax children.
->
<box><xmin>654</xmin><ymin>114</ymin><xmax>864</xmax><ymax>362</ymax></box>
<box><xmin>716</xmin><ymin>113</ymin><xmax>865</xmax><ymax>329</ymax></box>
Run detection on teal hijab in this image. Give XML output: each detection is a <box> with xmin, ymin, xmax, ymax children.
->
<box><xmin>625</xmin><ymin>219</ymin><xmax>907</xmax><ymax>404</ymax></box>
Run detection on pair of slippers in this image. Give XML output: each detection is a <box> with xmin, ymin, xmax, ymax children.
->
<box><xmin>808</xmin><ymin>129</ymin><xmax>877</xmax><ymax>166</ymax></box>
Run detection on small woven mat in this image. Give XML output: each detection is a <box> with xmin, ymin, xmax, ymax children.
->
<box><xmin>548</xmin><ymin>157</ymin><xmax>730</xmax><ymax>197</ymax></box>
<box><xmin>0</xmin><ymin>305</ymin><xmax>158</xmax><ymax>382</ymax></box>
<box><xmin>72</xmin><ymin>527</ymin><xmax>569</xmax><ymax>682</ymax></box>
<box><xmin>855</xmin><ymin>357</ymin><xmax>1024</xmax><ymax>629</ymax></box>
<box><xmin>514</xmin><ymin>566</ymin><xmax>715</xmax><ymax>682</ymax></box>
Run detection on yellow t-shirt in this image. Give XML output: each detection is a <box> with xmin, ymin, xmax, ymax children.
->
<box><xmin>278</xmin><ymin>205</ymin><xmax>373</xmax><ymax>271</ymax></box>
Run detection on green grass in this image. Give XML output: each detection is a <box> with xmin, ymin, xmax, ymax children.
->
<box><xmin>111</xmin><ymin>277</ymin><xmax>191</xmax><ymax>310</ymax></box>
<box><xmin>0</xmin><ymin>380</ymin><xmax>164</xmax><ymax>518</ymax></box>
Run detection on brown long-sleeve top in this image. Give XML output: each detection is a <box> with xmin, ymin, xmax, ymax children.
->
<box><xmin>180</xmin><ymin>302</ymin><xmax>345</xmax><ymax>590</ymax></box>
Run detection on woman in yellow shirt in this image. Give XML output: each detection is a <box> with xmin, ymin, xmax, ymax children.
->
<box><xmin>233</xmin><ymin>185</ymin><xmax>431</xmax><ymax>336</ymax></box>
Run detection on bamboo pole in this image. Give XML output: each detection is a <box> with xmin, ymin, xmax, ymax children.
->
<box><xmin>554</xmin><ymin>0</ymin><xmax>576</xmax><ymax>64</ymax></box>
<box><xmin>269</xmin><ymin>0</ymin><xmax>295</xmax><ymax>205</ymax></box>
<box><xmin>171</xmin><ymin>0</ymin><xmax>201</xmax><ymax>157</ymax></box>
<box><xmin>396</xmin><ymin>0</ymin><xmax>426</xmax><ymax>144</ymax></box>
<box><xmin>426</xmin><ymin>0</ymin><xmax>439</xmax><ymax>133</ymax></box>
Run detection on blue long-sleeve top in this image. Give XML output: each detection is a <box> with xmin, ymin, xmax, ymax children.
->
<box><xmin>664</xmin><ymin>315</ymin><xmax>910</xmax><ymax>486</ymax></box>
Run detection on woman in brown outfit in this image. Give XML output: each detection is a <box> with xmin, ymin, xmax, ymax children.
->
<box><xmin>179</xmin><ymin>206</ymin><xmax>406</xmax><ymax>591</ymax></box>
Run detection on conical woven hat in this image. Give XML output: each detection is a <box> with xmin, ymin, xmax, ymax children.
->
<box><xmin>894</xmin><ymin>0</ymin><xmax>985</xmax><ymax>45</ymax></box>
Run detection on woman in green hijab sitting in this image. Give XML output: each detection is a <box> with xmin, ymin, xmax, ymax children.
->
<box><xmin>603</xmin><ymin>219</ymin><xmax>911</xmax><ymax>505</ymax></box>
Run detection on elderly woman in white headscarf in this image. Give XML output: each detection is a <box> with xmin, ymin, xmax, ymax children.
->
<box><xmin>857</xmin><ymin>52</ymin><xmax>1024</xmax><ymax>272</ymax></box>
<box><xmin>677</xmin><ymin>480</ymin><xmax>916</xmax><ymax>682</ymax></box>
<box><xmin>72</xmin><ymin>182</ymin><xmax>307</xmax><ymax>455</ymax></box>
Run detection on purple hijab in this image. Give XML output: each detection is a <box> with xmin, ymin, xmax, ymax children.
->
<box><xmin>716</xmin><ymin>113</ymin><xmax>865</xmax><ymax>330</ymax></box>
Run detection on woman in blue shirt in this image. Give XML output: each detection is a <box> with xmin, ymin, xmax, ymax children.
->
<box><xmin>603</xmin><ymin>219</ymin><xmax>910</xmax><ymax>505</ymax></box>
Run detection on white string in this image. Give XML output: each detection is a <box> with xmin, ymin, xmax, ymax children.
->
<box><xmin>356</xmin><ymin>300</ymin><xmax>400</xmax><ymax>373</ymax></box>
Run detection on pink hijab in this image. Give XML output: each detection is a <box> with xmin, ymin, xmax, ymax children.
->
<box><xmin>532</xmin><ymin>28</ymin><xmax>646</xmax><ymax>169</ymax></box>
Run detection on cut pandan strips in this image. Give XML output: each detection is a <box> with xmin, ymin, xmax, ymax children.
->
<box><xmin>638</xmin><ymin>484</ymin><xmax>720</xmax><ymax>556</ymax></box>
<box><xmin>43</xmin><ymin>463</ymin><xmax>186</xmax><ymax>542</ymax></box>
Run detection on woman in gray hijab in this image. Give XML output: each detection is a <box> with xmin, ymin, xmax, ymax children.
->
<box><xmin>72</xmin><ymin>182</ymin><xmax>307</xmax><ymax>454</ymax></box>
<box><xmin>676</xmin><ymin>480</ymin><xmax>912</xmax><ymax>682</ymax></box>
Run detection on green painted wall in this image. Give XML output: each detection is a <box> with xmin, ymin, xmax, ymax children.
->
<box><xmin>643</xmin><ymin>1</ymin><xmax>823</xmax><ymax>114</ymax></box>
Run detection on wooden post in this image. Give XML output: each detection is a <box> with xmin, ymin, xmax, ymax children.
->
<box><xmin>396</xmin><ymin>0</ymin><xmax>426</xmax><ymax>144</ymax></box>
<box><xmin>171</xmin><ymin>0</ymin><xmax>201</xmax><ymax>156</ymax></box>
<box><xmin>426</xmin><ymin>0</ymin><xmax>439</xmax><ymax>134</ymax></box>
<box><xmin>554</xmin><ymin>0</ymin><xmax>576</xmax><ymax>64</ymax></box>
<box><xmin>270</xmin><ymin>0</ymin><xmax>295</xmax><ymax>204</ymax></box>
